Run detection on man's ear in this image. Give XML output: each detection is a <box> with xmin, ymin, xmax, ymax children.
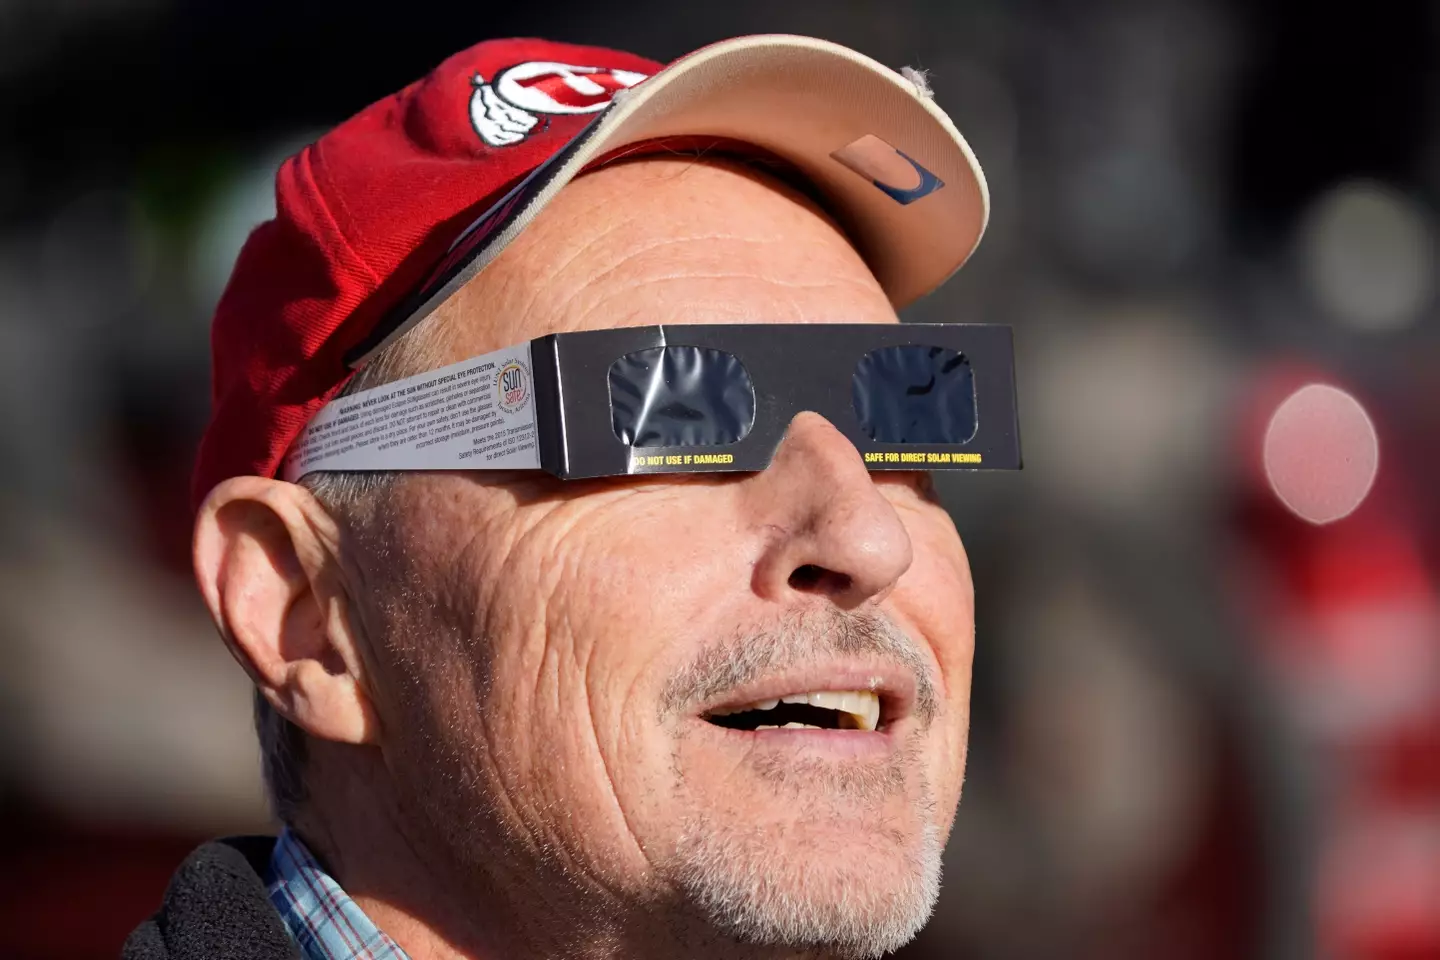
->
<box><xmin>193</xmin><ymin>475</ymin><xmax>379</xmax><ymax>746</ymax></box>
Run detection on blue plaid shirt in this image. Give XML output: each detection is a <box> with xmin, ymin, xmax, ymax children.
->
<box><xmin>267</xmin><ymin>829</ymin><xmax>411</xmax><ymax>960</ymax></box>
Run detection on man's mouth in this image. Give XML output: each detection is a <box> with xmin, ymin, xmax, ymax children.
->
<box><xmin>704</xmin><ymin>690</ymin><xmax>883</xmax><ymax>732</ymax></box>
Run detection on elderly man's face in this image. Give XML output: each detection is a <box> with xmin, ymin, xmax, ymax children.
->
<box><xmin>346</xmin><ymin>158</ymin><xmax>975</xmax><ymax>957</ymax></box>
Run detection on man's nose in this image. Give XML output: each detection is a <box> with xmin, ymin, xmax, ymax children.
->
<box><xmin>743</xmin><ymin>411</ymin><xmax>913</xmax><ymax>609</ymax></box>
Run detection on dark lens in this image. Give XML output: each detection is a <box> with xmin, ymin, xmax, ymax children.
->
<box><xmin>609</xmin><ymin>346</ymin><xmax>756</xmax><ymax>447</ymax></box>
<box><xmin>852</xmin><ymin>345</ymin><xmax>977</xmax><ymax>444</ymax></box>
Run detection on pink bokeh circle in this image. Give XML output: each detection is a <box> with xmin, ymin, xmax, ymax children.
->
<box><xmin>1263</xmin><ymin>383</ymin><xmax>1379</xmax><ymax>525</ymax></box>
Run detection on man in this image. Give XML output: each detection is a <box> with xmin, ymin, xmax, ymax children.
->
<box><xmin>126</xmin><ymin>33</ymin><xmax>996</xmax><ymax>960</ymax></box>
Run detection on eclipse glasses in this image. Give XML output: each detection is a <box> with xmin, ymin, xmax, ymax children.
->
<box><xmin>283</xmin><ymin>323</ymin><xmax>1022</xmax><ymax>482</ymax></box>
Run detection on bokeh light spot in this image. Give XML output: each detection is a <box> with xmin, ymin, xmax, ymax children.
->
<box><xmin>1298</xmin><ymin>180</ymin><xmax>1435</xmax><ymax>332</ymax></box>
<box><xmin>1263</xmin><ymin>383</ymin><xmax>1379</xmax><ymax>525</ymax></box>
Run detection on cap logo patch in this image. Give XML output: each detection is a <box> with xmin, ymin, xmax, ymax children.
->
<box><xmin>471</xmin><ymin>62</ymin><xmax>648</xmax><ymax>147</ymax></box>
<box><xmin>831</xmin><ymin>134</ymin><xmax>945</xmax><ymax>205</ymax></box>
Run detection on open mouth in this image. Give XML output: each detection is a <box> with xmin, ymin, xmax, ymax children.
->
<box><xmin>704</xmin><ymin>691</ymin><xmax>882</xmax><ymax>732</ymax></box>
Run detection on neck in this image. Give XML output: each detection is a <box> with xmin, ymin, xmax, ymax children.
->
<box><xmin>291</xmin><ymin>745</ymin><xmax>624</xmax><ymax>960</ymax></box>
<box><xmin>294</xmin><ymin>746</ymin><xmax>510</xmax><ymax>960</ymax></box>
<box><xmin>294</xmin><ymin>746</ymin><xmax>830</xmax><ymax>960</ymax></box>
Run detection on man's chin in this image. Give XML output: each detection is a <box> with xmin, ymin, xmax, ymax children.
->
<box><xmin>666</xmin><ymin>805</ymin><xmax>943</xmax><ymax>960</ymax></box>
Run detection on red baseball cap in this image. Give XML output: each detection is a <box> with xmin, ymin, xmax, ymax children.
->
<box><xmin>195</xmin><ymin>34</ymin><xmax>989</xmax><ymax>506</ymax></box>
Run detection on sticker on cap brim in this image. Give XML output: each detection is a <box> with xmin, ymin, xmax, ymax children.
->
<box><xmin>831</xmin><ymin>134</ymin><xmax>945</xmax><ymax>205</ymax></box>
<box><xmin>470</xmin><ymin>62</ymin><xmax>649</xmax><ymax>148</ymax></box>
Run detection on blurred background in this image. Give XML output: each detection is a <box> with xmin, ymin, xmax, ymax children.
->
<box><xmin>1</xmin><ymin>0</ymin><xmax>1438</xmax><ymax>957</ymax></box>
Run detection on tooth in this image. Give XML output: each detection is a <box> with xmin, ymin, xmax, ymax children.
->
<box><xmin>755</xmin><ymin>724</ymin><xmax>778</xmax><ymax>731</ymax></box>
<box><xmin>782</xmin><ymin>722</ymin><xmax>820</xmax><ymax>729</ymax></box>
<box><xmin>792</xmin><ymin>691</ymin><xmax>881</xmax><ymax>731</ymax></box>
<box><xmin>804</xmin><ymin>691</ymin><xmax>849</xmax><ymax>712</ymax></box>
<box><xmin>744</xmin><ymin>691</ymin><xmax>883</xmax><ymax>731</ymax></box>
<box><xmin>709</xmin><ymin>698</ymin><xmax>779</xmax><ymax>718</ymax></box>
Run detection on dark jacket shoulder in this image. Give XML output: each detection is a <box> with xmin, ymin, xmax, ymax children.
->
<box><xmin>122</xmin><ymin>835</ymin><xmax>301</xmax><ymax>960</ymax></box>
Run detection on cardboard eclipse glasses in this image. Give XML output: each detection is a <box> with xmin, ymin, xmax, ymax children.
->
<box><xmin>283</xmin><ymin>323</ymin><xmax>1022</xmax><ymax>482</ymax></box>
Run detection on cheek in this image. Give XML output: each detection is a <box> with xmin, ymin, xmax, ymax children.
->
<box><xmin>470</xmin><ymin>486</ymin><xmax>752</xmax><ymax>849</ymax></box>
<box><xmin>890</xmin><ymin>507</ymin><xmax>975</xmax><ymax>800</ymax></box>
<box><xmin>493</xmin><ymin>486</ymin><xmax>744</xmax><ymax>677</ymax></box>
<box><xmin>891</xmin><ymin>502</ymin><xmax>975</xmax><ymax>679</ymax></box>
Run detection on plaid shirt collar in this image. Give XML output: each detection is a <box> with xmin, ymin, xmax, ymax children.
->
<box><xmin>267</xmin><ymin>828</ymin><xmax>411</xmax><ymax>960</ymax></box>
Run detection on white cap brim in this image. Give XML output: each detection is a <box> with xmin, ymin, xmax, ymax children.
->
<box><xmin>352</xmin><ymin>34</ymin><xmax>989</xmax><ymax>367</ymax></box>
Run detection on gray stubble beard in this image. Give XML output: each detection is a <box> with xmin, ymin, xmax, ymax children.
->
<box><xmin>667</xmin><ymin>765</ymin><xmax>944</xmax><ymax>960</ymax></box>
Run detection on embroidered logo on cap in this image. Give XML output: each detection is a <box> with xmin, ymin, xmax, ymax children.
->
<box><xmin>470</xmin><ymin>62</ymin><xmax>649</xmax><ymax>147</ymax></box>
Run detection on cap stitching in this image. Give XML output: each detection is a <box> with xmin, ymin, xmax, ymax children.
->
<box><xmin>297</xmin><ymin>142</ymin><xmax>384</xmax><ymax>288</ymax></box>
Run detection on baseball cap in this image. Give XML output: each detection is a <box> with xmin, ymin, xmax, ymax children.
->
<box><xmin>195</xmin><ymin>34</ymin><xmax>989</xmax><ymax>506</ymax></box>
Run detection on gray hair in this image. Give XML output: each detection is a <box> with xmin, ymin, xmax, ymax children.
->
<box><xmin>253</xmin><ymin>314</ymin><xmax>448</xmax><ymax>824</ymax></box>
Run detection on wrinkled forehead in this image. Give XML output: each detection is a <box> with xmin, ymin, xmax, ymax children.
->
<box><xmin>409</xmin><ymin>154</ymin><xmax>900</xmax><ymax>369</ymax></box>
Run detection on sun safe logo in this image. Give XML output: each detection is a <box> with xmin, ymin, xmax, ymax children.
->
<box><xmin>470</xmin><ymin>62</ymin><xmax>649</xmax><ymax>147</ymax></box>
<box><xmin>495</xmin><ymin>359</ymin><xmax>531</xmax><ymax>415</ymax></box>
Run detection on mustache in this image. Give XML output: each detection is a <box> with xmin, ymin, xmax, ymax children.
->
<box><xmin>658</xmin><ymin>608</ymin><xmax>940</xmax><ymax>726</ymax></box>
